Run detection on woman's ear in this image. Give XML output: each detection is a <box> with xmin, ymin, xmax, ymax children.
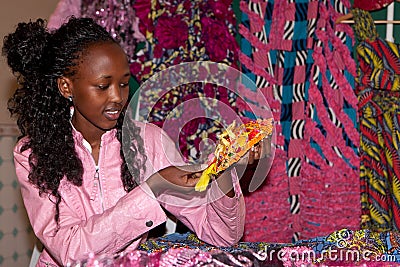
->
<box><xmin>57</xmin><ymin>77</ymin><xmax>72</xmax><ymax>100</ymax></box>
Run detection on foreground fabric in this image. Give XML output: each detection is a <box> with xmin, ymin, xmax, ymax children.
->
<box><xmin>70</xmin><ymin>229</ymin><xmax>400</xmax><ymax>266</ymax></box>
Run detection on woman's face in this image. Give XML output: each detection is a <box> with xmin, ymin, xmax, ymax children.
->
<box><xmin>67</xmin><ymin>42</ymin><xmax>130</xmax><ymax>137</ymax></box>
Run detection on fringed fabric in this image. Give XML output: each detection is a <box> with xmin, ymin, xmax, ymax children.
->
<box><xmin>238</xmin><ymin>0</ymin><xmax>360</xmax><ymax>242</ymax></box>
<box><xmin>301</xmin><ymin>0</ymin><xmax>361</xmax><ymax>239</ymax></box>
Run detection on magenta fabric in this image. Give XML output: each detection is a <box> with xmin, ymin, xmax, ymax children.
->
<box><xmin>353</xmin><ymin>0</ymin><xmax>394</xmax><ymax>11</ymax></box>
<box><xmin>238</xmin><ymin>0</ymin><xmax>360</xmax><ymax>242</ymax></box>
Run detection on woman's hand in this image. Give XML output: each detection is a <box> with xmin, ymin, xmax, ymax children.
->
<box><xmin>233</xmin><ymin>137</ymin><xmax>272</xmax><ymax>194</ymax></box>
<box><xmin>146</xmin><ymin>164</ymin><xmax>207</xmax><ymax>196</ymax></box>
<box><xmin>237</xmin><ymin>136</ymin><xmax>271</xmax><ymax>165</ymax></box>
<box><xmin>214</xmin><ymin>137</ymin><xmax>271</xmax><ymax>197</ymax></box>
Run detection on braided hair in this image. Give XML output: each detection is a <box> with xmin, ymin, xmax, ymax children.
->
<box><xmin>2</xmin><ymin>17</ymin><xmax>146</xmax><ymax>227</ymax></box>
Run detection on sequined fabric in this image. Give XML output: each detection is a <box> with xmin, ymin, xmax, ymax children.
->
<box><xmin>81</xmin><ymin>0</ymin><xmax>145</xmax><ymax>63</ymax></box>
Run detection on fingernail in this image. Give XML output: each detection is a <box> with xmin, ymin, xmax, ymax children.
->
<box><xmin>200</xmin><ymin>164</ymin><xmax>208</xmax><ymax>170</ymax></box>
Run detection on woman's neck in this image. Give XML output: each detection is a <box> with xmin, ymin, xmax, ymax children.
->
<box><xmin>71</xmin><ymin>117</ymin><xmax>105</xmax><ymax>164</ymax></box>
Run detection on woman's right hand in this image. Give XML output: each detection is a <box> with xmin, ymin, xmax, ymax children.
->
<box><xmin>145</xmin><ymin>164</ymin><xmax>207</xmax><ymax>196</ymax></box>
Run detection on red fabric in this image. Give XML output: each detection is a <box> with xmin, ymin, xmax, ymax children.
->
<box><xmin>353</xmin><ymin>0</ymin><xmax>394</xmax><ymax>11</ymax></box>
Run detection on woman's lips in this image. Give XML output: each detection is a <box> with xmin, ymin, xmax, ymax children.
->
<box><xmin>104</xmin><ymin>109</ymin><xmax>120</xmax><ymax>120</ymax></box>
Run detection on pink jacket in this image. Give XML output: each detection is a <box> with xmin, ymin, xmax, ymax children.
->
<box><xmin>14</xmin><ymin>121</ymin><xmax>245</xmax><ymax>267</ymax></box>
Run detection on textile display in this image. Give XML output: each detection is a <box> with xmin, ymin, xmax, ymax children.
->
<box><xmin>80</xmin><ymin>0</ymin><xmax>146</xmax><ymax>62</ymax></box>
<box><xmin>238</xmin><ymin>0</ymin><xmax>360</xmax><ymax>242</ymax></box>
<box><xmin>70</xmin><ymin>229</ymin><xmax>400</xmax><ymax>266</ymax></box>
<box><xmin>354</xmin><ymin>8</ymin><xmax>400</xmax><ymax>232</ymax></box>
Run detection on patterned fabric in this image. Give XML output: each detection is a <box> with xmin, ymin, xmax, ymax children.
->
<box><xmin>238</xmin><ymin>0</ymin><xmax>360</xmax><ymax>242</ymax></box>
<box><xmin>71</xmin><ymin>229</ymin><xmax>400</xmax><ymax>266</ymax></box>
<box><xmin>131</xmin><ymin>0</ymin><xmax>240</xmax><ymax>163</ymax></box>
<box><xmin>238</xmin><ymin>0</ymin><xmax>292</xmax><ymax>242</ymax></box>
<box><xmin>353</xmin><ymin>0</ymin><xmax>394</xmax><ymax>11</ymax></box>
<box><xmin>354</xmin><ymin>8</ymin><xmax>400</xmax><ymax>232</ymax></box>
<box><xmin>80</xmin><ymin>0</ymin><xmax>145</xmax><ymax>63</ymax></box>
<box><xmin>301</xmin><ymin>0</ymin><xmax>360</xmax><ymax>240</ymax></box>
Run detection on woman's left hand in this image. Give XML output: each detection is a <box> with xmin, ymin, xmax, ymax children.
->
<box><xmin>233</xmin><ymin>137</ymin><xmax>272</xmax><ymax>194</ymax></box>
<box><xmin>237</xmin><ymin>136</ymin><xmax>271</xmax><ymax>166</ymax></box>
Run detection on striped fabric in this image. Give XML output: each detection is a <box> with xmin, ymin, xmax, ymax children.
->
<box><xmin>354</xmin><ymin>8</ymin><xmax>400</xmax><ymax>232</ymax></box>
<box><xmin>239</xmin><ymin>0</ymin><xmax>360</xmax><ymax>242</ymax></box>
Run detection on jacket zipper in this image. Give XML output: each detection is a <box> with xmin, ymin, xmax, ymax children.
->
<box><xmin>78</xmin><ymin>138</ymin><xmax>105</xmax><ymax>213</ymax></box>
<box><xmin>39</xmin><ymin>259</ymin><xmax>58</xmax><ymax>266</ymax></box>
<box><xmin>94</xmin><ymin>166</ymin><xmax>105</xmax><ymax>212</ymax></box>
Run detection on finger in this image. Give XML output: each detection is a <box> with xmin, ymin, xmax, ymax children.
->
<box><xmin>185</xmin><ymin>175</ymin><xmax>200</xmax><ymax>187</ymax></box>
<box><xmin>248</xmin><ymin>147</ymin><xmax>255</xmax><ymax>164</ymax></box>
<box><xmin>265</xmin><ymin>137</ymin><xmax>272</xmax><ymax>156</ymax></box>
<box><xmin>177</xmin><ymin>173</ymin><xmax>200</xmax><ymax>187</ymax></box>
<box><xmin>176</xmin><ymin>164</ymin><xmax>209</xmax><ymax>174</ymax></box>
<box><xmin>258</xmin><ymin>140</ymin><xmax>265</xmax><ymax>159</ymax></box>
<box><xmin>254</xmin><ymin>142</ymin><xmax>264</xmax><ymax>160</ymax></box>
<box><xmin>190</xmin><ymin>172</ymin><xmax>203</xmax><ymax>179</ymax></box>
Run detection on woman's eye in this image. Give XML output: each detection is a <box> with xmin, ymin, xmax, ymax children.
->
<box><xmin>98</xmin><ymin>84</ymin><xmax>109</xmax><ymax>90</ymax></box>
<box><xmin>120</xmin><ymin>83</ymin><xmax>129</xmax><ymax>88</ymax></box>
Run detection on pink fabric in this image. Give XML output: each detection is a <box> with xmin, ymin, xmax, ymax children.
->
<box><xmin>47</xmin><ymin>0</ymin><xmax>81</xmax><ymax>29</ymax></box>
<box><xmin>243</xmin><ymin>148</ymin><xmax>293</xmax><ymax>242</ymax></box>
<box><xmin>239</xmin><ymin>0</ymin><xmax>360</xmax><ymax>242</ymax></box>
<box><xmin>14</xmin><ymin>121</ymin><xmax>245</xmax><ymax>266</ymax></box>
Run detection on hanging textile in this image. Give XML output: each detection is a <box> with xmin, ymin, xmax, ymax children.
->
<box><xmin>238</xmin><ymin>0</ymin><xmax>360</xmax><ymax>242</ymax></box>
<box><xmin>132</xmin><ymin>0</ymin><xmax>240</xmax><ymax>162</ymax></box>
<box><xmin>48</xmin><ymin>0</ymin><xmax>146</xmax><ymax>62</ymax></box>
<box><xmin>354</xmin><ymin>8</ymin><xmax>400</xmax><ymax>232</ymax></box>
<box><xmin>302</xmin><ymin>0</ymin><xmax>360</xmax><ymax>240</ymax></box>
<box><xmin>80</xmin><ymin>0</ymin><xmax>145</xmax><ymax>63</ymax></box>
<box><xmin>237</xmin><ymin>0</ymin><xmax>292</xmax><ymax>242</ymax></box>
<box><xmin>353</xmin><ymin>0</ymin><xmax>394</xmax><ymax>11</ymax></box>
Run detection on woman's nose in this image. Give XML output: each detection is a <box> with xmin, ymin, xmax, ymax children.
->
<box><xmin>110</xmin><ymin>85</ymin><xmax>123</xmax><ymax>103</ymax></box>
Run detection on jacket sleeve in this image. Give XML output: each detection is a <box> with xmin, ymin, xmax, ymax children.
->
<box><xmin>13</xmin><ymin>142</ymin><xmax>167</xmax><ymax>265</ymax></box>
<box><xmin>144</xmin><ymin>125</ymin><xmax>246</xmax><ymax>247</ymax></box>
<box><xmin>159</xmin><ymin>169</ymin><xmax>246</xmax><ymax>247</ymax></box>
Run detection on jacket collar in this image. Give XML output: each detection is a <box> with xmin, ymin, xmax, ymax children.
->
<box><xmin>71</xmin><ymin>126</ymin><xmax>117</xmax><ymax>150</ymax></box>
<box><xmin>69</xmin><ymin>107</ymin><xmax>118</xmax><ymax>149</ymax></box>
